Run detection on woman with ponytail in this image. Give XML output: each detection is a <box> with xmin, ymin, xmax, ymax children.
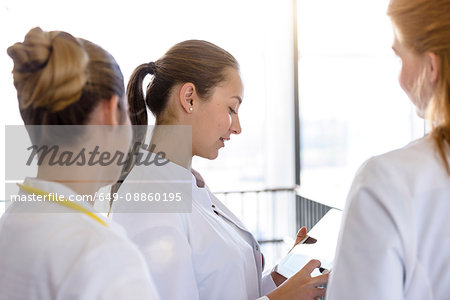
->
<box><xmin>111</xmin><ymin>40</ymin><xmax>328</xmax><ymax>300</ymax></box>
<box><xmin>326</xmin><ymin>0</ymin><xmax>450</xmax><ymax>299</ymax></box>
<box><xmin>0</xmin><ymin>27</ymin><xmax>159</xmax><ymax>299</ymax></box>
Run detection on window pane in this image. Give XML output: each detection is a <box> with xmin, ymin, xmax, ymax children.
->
<box><xmin>297</xmin><ymin>0</ymin><xmax>424</xmax><ymax>209</ymax></box>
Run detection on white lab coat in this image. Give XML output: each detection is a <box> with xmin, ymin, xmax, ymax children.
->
<box><xmin>111</xmin><ymin>150</ymin><xmax>275</xmax><ymax>300</ymax></box>
<box><xmin>326</xmin><ymin>136</ymin><xmax>450</xmax><ymax>300</ymax></box>
<box><xmin>0</xmin><ymin>178</ymin><xmax>160</xmax><ymax>300</ymax></box>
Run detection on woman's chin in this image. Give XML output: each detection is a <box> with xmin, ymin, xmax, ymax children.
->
<box><xmin>415</xmin><ymin>104</ymin><xmax>431</xmax><ymax>119</ymax></box>
<box><xmin>415</xmin><ymin>108</ymin><xmax>426</xmax><ymax>119</ymax></box>
<box><xmin>411</xmin><ymin>94</ymin><xmax>431</xmax><ymax>119</ymax></box>
<box><xmin>199</xmin><ymin>151</ymin><xmax>219</xmax><ymax>160</ymax></box>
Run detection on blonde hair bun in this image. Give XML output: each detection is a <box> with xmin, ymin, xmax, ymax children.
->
<box><xmin>7</xmin><ymin>27</ymin><xmax>88</xmax><ymax>112</ymax></box>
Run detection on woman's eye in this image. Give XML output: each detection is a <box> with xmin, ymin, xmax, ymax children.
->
<box><xmin>229</xmin><ymin>107</ymin><xmax>237</xmax><ymax>115</ymax></box>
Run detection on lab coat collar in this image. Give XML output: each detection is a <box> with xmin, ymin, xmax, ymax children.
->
<box><xmin>21</xmin><ymin>177</ymin><xmax>110</xmax><ymax>225</ymax></box>
<box><xmin>137</xmin><ymin>148</ymin><xmax>215</xmax><ymax>210</ymax></box>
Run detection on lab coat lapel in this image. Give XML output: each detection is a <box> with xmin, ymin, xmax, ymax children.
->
<box><xmin>207</xmin><ymin>190</ymin><xmax>264</xmax><ymax>296</ymax></box>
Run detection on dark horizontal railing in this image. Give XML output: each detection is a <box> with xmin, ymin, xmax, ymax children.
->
<box><xmin>214</xmin><ymin>186</ymin><xmax>332</xmax><ymax>267</ymax></box>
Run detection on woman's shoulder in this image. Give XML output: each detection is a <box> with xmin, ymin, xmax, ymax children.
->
<box><xmin>0</xmin><ymin>206</ymin><xmax>137</xmax><ymax>265</ymax></box>
<box><xmin>359</xmin><ymin>137</ymin><xmax>440</xmax><ymax>176</ymax></box>
<box><xmin>351</xmin><ymin>136</ymin><xmax>448</xmax><ymax>202</ymax></box>
<box><xmin>112</xmin><ymin>157</ymin><xmax>194</xmax><ymax>215</ymax></box>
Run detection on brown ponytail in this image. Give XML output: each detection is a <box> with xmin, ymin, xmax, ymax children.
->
<box><xmin>126</xmin><ymin>64</ymin><xmax>154</xmax><ymax>150</ymax></box>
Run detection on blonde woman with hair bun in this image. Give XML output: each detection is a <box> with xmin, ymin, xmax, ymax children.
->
<box><xmin>0</xmin><ymin>27</ymin><xmax>160</xmax><ymax>300</ymax></box>
<box><xmin>326</xmin><ymin>0</ymin><xmax>450</xmax><ymax>299</ymax></box>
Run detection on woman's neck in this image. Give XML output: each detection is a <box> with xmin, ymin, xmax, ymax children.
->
<box><xmin>36</xmin><ymin>166</ymin><xmax>103</xmax><ymax>205</ymax></box>
<box><xmin>148</xmin><ymin>126</ymin><xmax>193</xmax><ymax>169</ymax></box>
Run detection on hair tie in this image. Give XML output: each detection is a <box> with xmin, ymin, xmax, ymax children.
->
<box><xmin>147</xmin><ymin>61</ymin><xmax>156</xmax><ymax>75</ymax></box>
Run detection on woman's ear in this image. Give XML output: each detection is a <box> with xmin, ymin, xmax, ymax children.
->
<box><xmin>90</xmin><ymin>95</ymin><xmax>120</xmax><ymax>125</ymax></box>
<box><xmin>425</xmin><ymin>52</ymin><xmax>439</xmax><ymax>84</ymax></box>
<box><xmin>104</xmin><ymin>95</ymin><xmax>120</xmax><ymax>125</ymax></box>
<box><xmin>178</xmin><ymin>82</ymin><xmax>196</xmax><ymax>113</ymax></box>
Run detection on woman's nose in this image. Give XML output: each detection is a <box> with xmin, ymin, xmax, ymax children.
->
<box><xmin>230</xmin><ymin>115</ymin><xmax>241</xmax><ymax>135</ymax></box>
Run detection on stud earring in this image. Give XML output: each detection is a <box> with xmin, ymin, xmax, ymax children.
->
<box><xmin>189</xmin><ymin>107</ymin><xmax>193</xmax><ymax>112</ymax></box>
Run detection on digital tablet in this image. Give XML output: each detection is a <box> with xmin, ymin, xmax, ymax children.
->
<box><xmin>276</xmin><ymin>208</ymin><xmax>343</xmax><ymax>278</ymax></box>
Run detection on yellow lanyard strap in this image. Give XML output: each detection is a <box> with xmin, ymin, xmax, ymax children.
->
<box><xmin>17</xmin><ymin>183</ymin><xmax>107</xmax><ymax>227</ymax></box>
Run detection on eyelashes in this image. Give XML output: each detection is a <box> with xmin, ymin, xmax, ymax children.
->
<box><xmin>229</xmin><ymin>107</ymin><xmax>237</xmax><ymax>115</ymax></box>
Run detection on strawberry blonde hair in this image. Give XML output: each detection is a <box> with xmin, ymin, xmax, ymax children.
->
<box><xmin>388</xmin><ymin>0</ymin><xmax>450</xmax><ymax>174</ymax></box>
